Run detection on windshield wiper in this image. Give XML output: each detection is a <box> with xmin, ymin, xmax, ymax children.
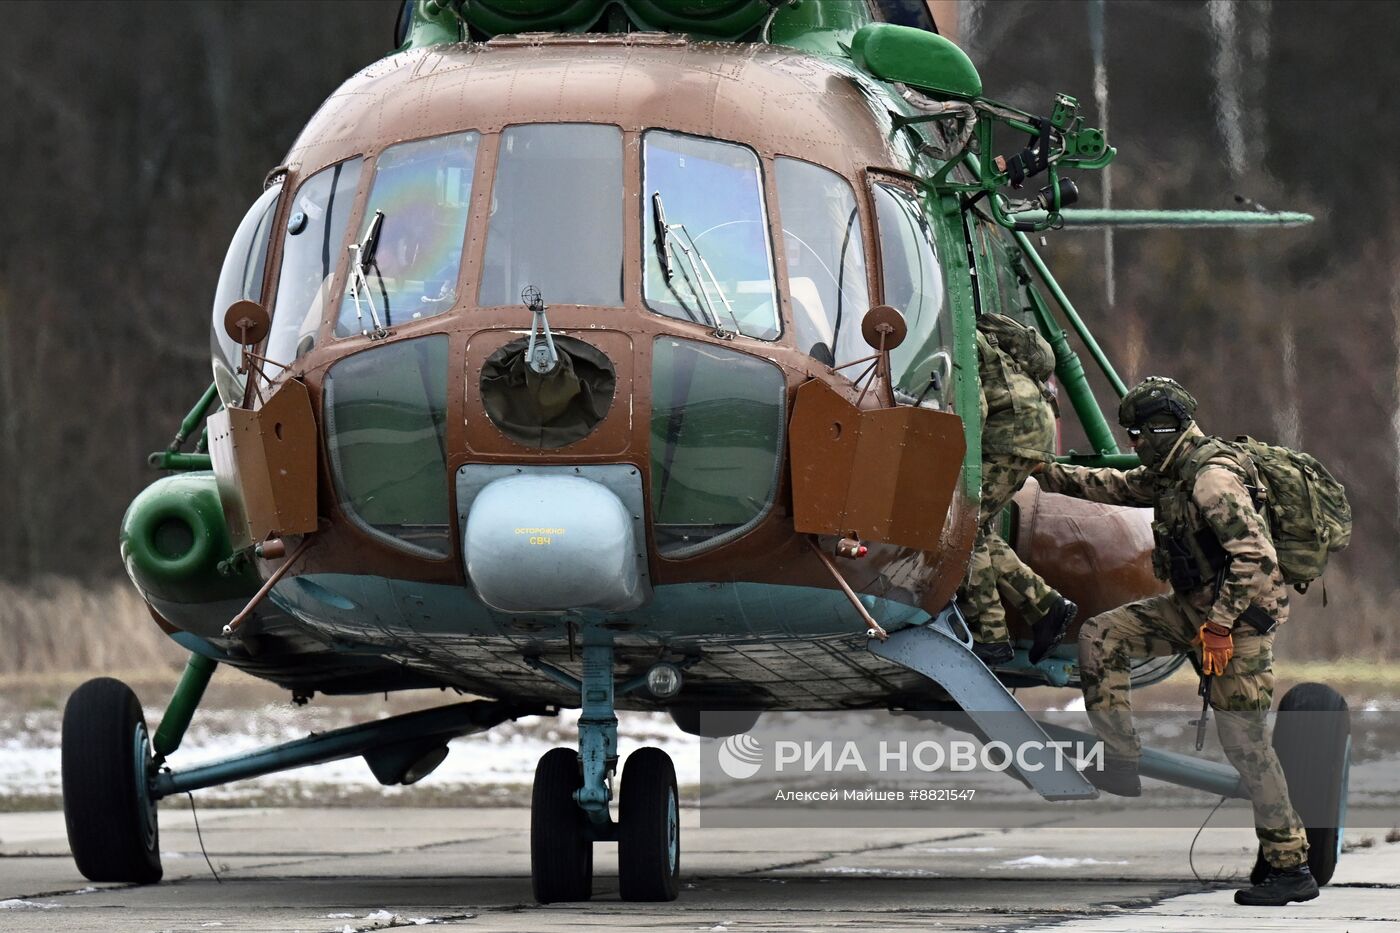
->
<box><xmin>651</xmin><ymin>192</ymin><xmax>740</xmax><ymax>339</ymax></box>
<box><xmin>651</xmin><ymin>192</ymin><xmax>674</xmax><ymax>282</ymax></box>
<box><xmin>346</xmin><ymin>209</ymin><xmax>388</xmax><ymax>339</ymax></box>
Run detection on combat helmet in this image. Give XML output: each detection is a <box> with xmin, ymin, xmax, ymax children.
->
<box><xmin>1118</xmin><ymin>377</ymin><xmax>1197</xmax><ymax>429</ymax></box>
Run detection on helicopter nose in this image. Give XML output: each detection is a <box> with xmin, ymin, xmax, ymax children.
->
<box><xmin>461</xmin><ymin>470</ymin><xmax>650</xmax><ymax>613</ymax></box>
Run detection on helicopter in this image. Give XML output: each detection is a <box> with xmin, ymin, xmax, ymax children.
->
<box><xmin>60</xmin><ymin>0</ymin><xmax>1349</xmax><ymax>905</ymax></box>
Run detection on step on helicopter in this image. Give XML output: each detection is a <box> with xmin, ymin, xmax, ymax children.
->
<box><xmin>63</xmin><ymin>0</ymin><xmax>1349</xmax><ymax>904</ymax></box>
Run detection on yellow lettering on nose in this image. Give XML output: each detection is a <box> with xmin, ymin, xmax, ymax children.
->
<box><xmin>529</xmin><ymin>536</ymin><xmax>551</xmax><ymax>546</ymax></box>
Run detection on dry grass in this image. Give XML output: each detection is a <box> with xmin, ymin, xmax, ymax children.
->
<box><xmin>0</xmin><ymin>576</ymin><xmax>185</xmax><ymax>676</ymax></box>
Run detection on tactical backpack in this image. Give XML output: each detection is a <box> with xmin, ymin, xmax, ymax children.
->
<box><xmin>976</xmin><ymin>313</ymin><xmax>1055</xmax><ymax>384</ymax></box>
<box><xmin>1231</xmin><ymin>436</ymin><xmax>1352</xmax><ymax>592</ymax></box>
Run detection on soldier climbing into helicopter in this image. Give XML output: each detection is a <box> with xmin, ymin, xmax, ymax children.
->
<box><xmin>962</xmin><ymin>311</ymin><xmax>1078</xmax><ymax>667</ymax></box>
<box><xmin>1035</xmin><ymin>377</ymin><xmax>1318</xmax><ymax>907</ymax></box>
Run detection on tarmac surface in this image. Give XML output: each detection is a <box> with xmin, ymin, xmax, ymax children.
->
<box><xmin>2</xmin><ymin>807</ymin><xmax>1398</xmax><ymax>932</ymax></box>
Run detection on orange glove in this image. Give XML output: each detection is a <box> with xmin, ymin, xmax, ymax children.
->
<box><xmin>1196</xmin><ymin>622</ymin><xmax>1234</xmax><ymax>676</ymax></box>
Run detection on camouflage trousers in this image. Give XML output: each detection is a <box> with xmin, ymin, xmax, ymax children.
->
<box><xmin>963</xmin><ymin>455</ymin><xmax>1059</xmax><ymax>644</ymax></box>
<box><xmin>1079</xmin><ymin>594</ymin><xmax>1308</xmax><ymax>869</ymax></box>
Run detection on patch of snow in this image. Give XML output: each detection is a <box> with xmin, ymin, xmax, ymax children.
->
<box><xmin>364</xmin><ymin>908</ymin><xmax>395</xmax><ymax>921</ymax></box>
<box><xmin>324</xmin><ymin>914</ymin><xmax>356</xmax><ymax>919</ymax></box>
<box><xmin>822</xmin><ymin>866</ymin><xmax>938</xmax><ymax>877</ymax></box>
<box><xmin>995</xmin><ymin>855</ymin><xmax>1128</xmax><ymax>869</ymax></box>
<box><xmin>917</xmin><ymin>846</ymin><xmax>997</xmax><ymax>853</ymax></box>
<box><xmin>0</xmin><ymin>899</ymin><xmax>60</xmax><ymax>909</ymax></box>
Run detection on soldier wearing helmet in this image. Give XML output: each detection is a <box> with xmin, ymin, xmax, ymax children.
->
<box><xmin>1036</xmin><ymin>376</ymin><xmax>1315</xmax><ymax>907</ymax></box>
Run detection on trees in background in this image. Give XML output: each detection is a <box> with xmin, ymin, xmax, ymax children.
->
<box><xmin>0</xmin><ymin>1</ymin><xmax>1390</xmax><ymax>654</ymax></box>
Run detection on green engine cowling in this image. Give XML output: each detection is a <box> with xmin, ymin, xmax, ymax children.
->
<box><xmin>463</xmin><ymin>0</ymin><xmax>775</xmax><ymax>39</ymax></box>
<box><xmin>120</xmin><ymin>472</ymin><xmax>259</xmax><ymax>606</ymax></box>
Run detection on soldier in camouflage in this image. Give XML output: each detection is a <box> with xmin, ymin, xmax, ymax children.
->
<box><xmin>1036</xmin><ymin>376</ymin><xmax>1317</xmax><ymax>907</ymax></box>
<box><xmin>964</xmin><ymin>315</ymin><xmax>1077</xmax><ymax>667</ymax></box>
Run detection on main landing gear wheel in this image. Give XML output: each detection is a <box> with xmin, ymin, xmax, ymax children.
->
<box><xmin>531</xmin><ymin>747</ymin><xmax>593</xmax><ymax>903</ymax></box>
<box><xmin>61</xmin><ymin>678</ymin><xmax>163</xmax><ymax>883</ymax></box>
<box><xmin>618</xmin><ymin>747</ymin><xmax>680</xmax><ymax>902</ymax></box>
<box><xmin>1250</xmin><ymin>682</ymin><xmax>1350</xmax><ymax>886</ymax></box>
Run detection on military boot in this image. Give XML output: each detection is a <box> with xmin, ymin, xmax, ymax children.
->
<box><xmin>1234</xmin><ymin>865</ymin><xmax>1319</xmax><ymax>906</ymax></box>
<box><xmin>1086</xmin><ymin>755</ymin><xmax>1141</xmax><ymax>797</ymax></box>
<box><xmin>1029</xmin><ymin>596</ymin><xmax>1078</xmax><ymax>664</ymax></box>
<box><xmin>971</xmin><ymin>641</ymin><xmax>1014</xmax><ymax>666</ymax></box>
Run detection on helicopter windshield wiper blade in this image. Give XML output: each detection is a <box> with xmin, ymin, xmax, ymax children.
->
<box><xmin>651</xmin><ymin>192</ymin><xmax>724</xmax><ymax>333</ymax></box>
<box><xmin>674</xmin><ymin>224</ymin><xmax>743</xmax><ymax>338</ymax></box>
<box><xmin>346</xmin><ymin>210</ymin><xmax>388</xmax><ymax>339</ymax></box>
<box><xmin>651</xmin><ymin>193</ymin><xmax>674</xmax><ymax>281</ymax></box>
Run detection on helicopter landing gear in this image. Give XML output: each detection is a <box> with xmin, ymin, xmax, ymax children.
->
<box><xmin>531</xmin><ymin>747</ymin><xmax>594</xmax><ymax>902</ymax></box>
<box><xmin>61</xmin><ymin>678</ymin><xmax>163</xmax><ymax>883</ymax></box>
<box><xmin>618</xmin><ymin>747</ymin><xmax>680</xmax><ymax>901</ymax></box>
<box><xmin>527</xmin><ymin>633</ymin><xmax>681</xmax><ymax>903</ymax></box>
<box><xmin>1249</xmin><ymin>682</ymin><xmax>1350</xmax><ymax>886</ymax></box>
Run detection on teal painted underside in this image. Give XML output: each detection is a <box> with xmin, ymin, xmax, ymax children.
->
<box><xmin>270</xmin><ymin>575</ymin><xmax>930</xmax><ymax>644</ymax></box>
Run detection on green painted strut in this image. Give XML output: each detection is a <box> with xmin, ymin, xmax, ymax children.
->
<box><xmin>1012</xmin><ymin>231</ymin><xmax>1128</xmax><ymax>399</ymax></box>
<box><xmin>171</xmin><ymin>382</ymin><xmax>219</xmax><ymax>451</ymax></box>
<box><xmin>1058</xmin><ymin>452</ymin><xmax>1141</xmax><ymax>469</ymax></box>
<box><xmin>1024</xmin><ymin>284</ymin><xmax>1119</xmax><ymax>456</ymax></box>
<box><xmin>1017</xmin><ymin>208</ymin><xmax>1314</xmax><ymax>229</ymax></box>
<box><xmin>147</xmin><ymin>451</ymin><xmax>213</xmax><ymax>471</ymax></box>
<box><xmin>153</xmin><ymin>653</ymin><xmax>218</xmax><ymax>760</ymax></box>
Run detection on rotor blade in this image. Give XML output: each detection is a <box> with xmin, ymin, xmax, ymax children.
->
<box><xmin>1023</xmin><ymin>208</ymin><xmax>1313</xmax><ymax>229</ymax></box>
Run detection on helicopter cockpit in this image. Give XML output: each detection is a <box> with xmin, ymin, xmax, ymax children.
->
<box><xmin>204</xmin><ymin>38</ymin><xmax>960</xmax><ymax>579</ymax></box>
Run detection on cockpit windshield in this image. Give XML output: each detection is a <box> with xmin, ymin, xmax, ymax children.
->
<box><xmin>210</xmin><ymin>183</ymin><xmax>281</xmax><ymax>404</ymax></box>
<box><xmin>480</xmin><ymin>124</ymin><xmax>623</xmax><ymax>307</ymax></box>
<box><xmin>643</xmin><ymin>131</ymin><xmax>779</xmax><ymax>341</ymax></box>
<box><xmin>267</xmin><ymin>157</ymin><xmax>363</xmax><ymax>367</ymax></box>
<box><xmin>336</xmin><ymin>131</ymin><xmax>479</xmax><ymax>336</ymax></box>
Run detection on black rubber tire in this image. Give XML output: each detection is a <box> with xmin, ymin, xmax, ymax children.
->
<box><xmin>61</xmin><ymin>678</ymin><xmax>163</xmax><ymax>883</ymax></box>
<box><xmin>618</xmin><ymin>747</ymin><xmax>680</xmax><ymax>902</ymax></box>
<box><xmin>1250</xmin><ymin>682</ymin><xmax>1350</xmax><ymax>886</ymax></box>
<box><xmin>530</xmin><ymin>748</ymin><xmax>593</xmax><ymax>903</ymax></box>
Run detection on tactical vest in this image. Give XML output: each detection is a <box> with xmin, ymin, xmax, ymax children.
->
<box><xmin>1150</xmin><ymin>437</ymin><xmax>1263</xmax><ymax>593</ymax></box>
<box><xmin>976</xmin><ymin>315</ymin><xmax>1057</xmax><ymax>462</ymax></box>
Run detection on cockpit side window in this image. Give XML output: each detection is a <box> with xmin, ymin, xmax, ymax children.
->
<box><xmin>480</xmin><ymin>123</ymin><xmax>623</xmax><ymax>308</ymax></box>
<box><xmin>336</xmin><ymin>131</ymin><xmax>480</xmax><ymax>336</ymax></box>
<box><xmin>643</xmin><ymin>131</ymin><xmax>780</xmax><ymax>341</ymax></box>
<box><xmin>266</xmin><ymin>157</ymin><xmax>363</xmax><ymax>368</ymax></box>
<box><xmin>210</xmin><ymin>183</ymin><xmax>281</xmax><ymax>405</ymax></box>
<box><xmin>871</xmin><ymin>181</ymin><xmax>951</xmax><ymax>406</ymax></box>
<box><xmin>774</xmin><ymin>158</ymin><xmax>871</xmax><ymax>367</ymax></box>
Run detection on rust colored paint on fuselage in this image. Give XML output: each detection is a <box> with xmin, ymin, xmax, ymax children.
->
<box><xmin>238</xmin><ymin>36</ymin><xmax>975</xmax><ymax>620</ymax></box>
<box><xmin>1006</xmin><ymin>478</ymin><xmax>1168</xmax><ymax>644</ymax></box>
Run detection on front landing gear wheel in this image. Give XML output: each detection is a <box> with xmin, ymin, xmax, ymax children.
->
<box><xmin>531</xmin><ymin>747</ymin><xmax>593</xmax><ymax>903</ymax></box>
<box><xmin>618</xmin><ymin>747</ymin><xmax>679</xmax><ymax>901</ymax></box>
<box><xmin>1249</xmin><ymin>682</ymin><xmax>1350</xmax><ymax>886</ymax></box>
<box><xmin>61</xmin><ymin>678</ymin><xmax>162</xmax><ymax>883</ymax></box>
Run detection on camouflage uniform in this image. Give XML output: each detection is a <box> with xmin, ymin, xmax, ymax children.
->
<box><xmin>1040</xmin><ymin>423</ymin><xmax>1308</xmax><ymax>869</ymax></box>
<box><xmin>963</xmin><ymin>326</ymin><xmax>1060</xmax><ymax>644</ymax></box>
